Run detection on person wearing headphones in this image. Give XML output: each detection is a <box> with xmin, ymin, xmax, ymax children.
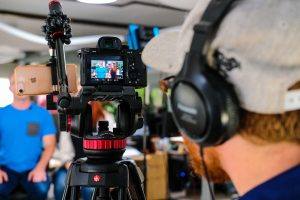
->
<box><xmin>142</xmin><ymin>0</ymin><xmax>300</xmax><ymax>199</ymax></box>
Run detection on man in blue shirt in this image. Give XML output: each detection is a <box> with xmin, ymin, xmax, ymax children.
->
<box><xmin>142</xmin><ymin>0</ymin><xmax>300</xmax><ymax>199</ymax></box>
<box><xmin>0</xmin><ymin>75</ymin><xmax>56</xmax><ymax>200</ymax></box>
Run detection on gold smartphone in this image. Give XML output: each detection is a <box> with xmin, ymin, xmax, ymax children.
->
<box><xmin>14</xmin><ymin>64</ymin><xmax>78</xmax><ymax>95</ymax></box>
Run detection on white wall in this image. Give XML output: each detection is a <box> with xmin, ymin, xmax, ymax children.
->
<box><xmin>0</xmin><ymin>78</ymin><xmax>13</xmax><ymax>107</ymax></box>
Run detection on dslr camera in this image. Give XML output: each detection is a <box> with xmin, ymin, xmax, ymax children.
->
<box><xmin>80</xmin><ymin>37</ymin><xmax>147</xmax><ymax>89</ymax></box>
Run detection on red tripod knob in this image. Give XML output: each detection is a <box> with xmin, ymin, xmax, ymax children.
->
<box><xmin>83</xmin><ymin>139</ymin><xmax>126</xmax><ymax>150</ymax></box>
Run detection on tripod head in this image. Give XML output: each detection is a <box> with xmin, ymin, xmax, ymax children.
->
<box><xmin>63</xmin><ymin>86</ymin><xmax>144</xmax><ymax>160</ymax></box>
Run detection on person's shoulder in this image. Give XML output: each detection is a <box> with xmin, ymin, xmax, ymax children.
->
<box><xmin>0</xmin><ymin>104</ymin><xmax>12</xmax><ymax>112</ymax></box>
<box><xmin>0</xmin><ymin>105</ymin><xmax>12</xmax><ymax>120</ymax></box>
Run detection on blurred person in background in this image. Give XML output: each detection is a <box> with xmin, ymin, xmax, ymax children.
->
<box><xmin>0</xmin><ymin>74</ymin><xmax>56</xmax><ymax>200</ymax></box>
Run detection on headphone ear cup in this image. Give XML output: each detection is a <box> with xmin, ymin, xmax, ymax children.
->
<box><xmin>171</xmin><ymin>82</ymin><xmax>208</xmax><ymax>141</ymax></box>
<box><xmin>219</xmin><ymin>83</ymin><xmax>240</xmax><ymax>140</ymax></box>
<box><xmin>171</xmin><ymin>69</ymin><xmax>240</xmax><ymax>146</ymax></box>
<box><xmin>205</xmin><ymin>71</ymin><xmax>241</xmax><ymax>143</ymax></box>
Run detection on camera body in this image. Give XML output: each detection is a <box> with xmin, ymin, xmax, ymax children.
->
<box><xmin>80</xmin><ymin>37</ymin><xmax>147</xmax><ymax>89</ymax></box>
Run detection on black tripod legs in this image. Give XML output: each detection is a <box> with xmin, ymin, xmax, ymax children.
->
<box><xmin>62</xmin><ymin>158</ymin><xmax>145</xmax><ymax>200</ymax></box>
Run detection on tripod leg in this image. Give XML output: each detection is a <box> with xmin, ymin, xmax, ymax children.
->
<box><xmin>70</xmin><ymin>186</ymin><xmax>80</xmax><ymax>200</ymax></box>
<box><xmin>121</xmin><ymin>160</ymin><xmax>146</xmax><ymax>200</ymax></box>
<box><xmin>118</xmin><ymin>187</ymin><xmax>127</xmax><ymax>200</ymax></box>
<box><xmin>91</xmin><ymin>188</ymin><xmax>99</xmax><ymax>200</ymax></box>
<box><xmin>62</xmin><ymin>162</ymin><xmax>82</xmax><ymax>200</ymax></box>
<box><xmin>62</xmin><ymin>162</ymin><xmax>74</xmax><ymax>200</ymax></box>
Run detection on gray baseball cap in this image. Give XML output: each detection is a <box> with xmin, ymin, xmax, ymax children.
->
<box><xmin>142</xmin><ymin>0</ymin><xmax>300</xmax><ymax>114</ymax></box>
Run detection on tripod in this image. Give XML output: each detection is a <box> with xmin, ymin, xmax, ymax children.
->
<box><xmin>62</xmin><ymin>121</ymin><xmax>146</xmax><ymax>200</ymax></box>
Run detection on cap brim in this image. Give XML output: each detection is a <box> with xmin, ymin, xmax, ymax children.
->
<box><xmin>142</xmin><ymin>29</ymin><xmax>181</xmax><ymax>74</ymax></box>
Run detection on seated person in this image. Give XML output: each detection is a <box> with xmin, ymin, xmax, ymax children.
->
<box><xmin>0</xmin><ymin>75</ymin><xmax>56</xmax><ymax>200</ymax></box>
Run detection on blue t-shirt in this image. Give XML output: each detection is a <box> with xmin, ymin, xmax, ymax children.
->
<box><xmin>240</xmin><ymin>164</ymin><xmax>300</xmax><ymax>200</ymax></box>
<box><xmin>0</xmin><ymin>103</ymin><xmax>56</xmax><ymax>172</ymax></box>
<box><xmin>96</xmin><ymin>67</ymin><xmax>107</xmax><ymax>79</ymax></box>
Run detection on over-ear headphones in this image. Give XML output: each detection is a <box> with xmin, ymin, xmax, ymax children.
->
<box><xmin>171</xmin><ymin>0</ymin><xmax>240</xmax><ymax>146</ymax></box>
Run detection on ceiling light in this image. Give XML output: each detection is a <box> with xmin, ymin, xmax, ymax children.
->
<box><xmin>77</xmin><ymin>0</ymin><xmax>117</xmax><ymax>4</ymax></box>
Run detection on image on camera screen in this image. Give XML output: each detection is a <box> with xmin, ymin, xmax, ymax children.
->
<box><xmin>90</xmin><ymin>59</ymin><xmax>124</xmax><ymax>81</ymax></box>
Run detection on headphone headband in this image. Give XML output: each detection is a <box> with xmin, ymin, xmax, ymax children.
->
<box><xmin>190</xmin><ymin>0</ymin><xmax>237</xmax><ymax>56</ymax></box>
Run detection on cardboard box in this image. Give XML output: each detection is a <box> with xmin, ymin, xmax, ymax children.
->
<box><xmin>133</xmin><ymin>151</ymin><xmax>168</xmax><ymax>200</ymax></box>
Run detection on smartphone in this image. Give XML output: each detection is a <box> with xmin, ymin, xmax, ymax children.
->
<box><xmin>14</xmin><ymin>64</ymin><xmax>78</xmax><ymax>95</ymax></box>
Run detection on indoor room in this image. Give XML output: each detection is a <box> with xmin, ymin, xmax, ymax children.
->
<box><xmin>0</xmin><ymin>0</ymin><xmax>299</xmax><ymax>200</ymax></box>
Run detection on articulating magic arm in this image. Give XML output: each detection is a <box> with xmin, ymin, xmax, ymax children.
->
<box><xmin>42</xmin><ymin>0</ymin><xmax>72</xmax><ymax>109</ymax></box>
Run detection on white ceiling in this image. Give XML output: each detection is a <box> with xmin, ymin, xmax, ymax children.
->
<box><xmin>0</xmin><ymin>0</ymin><xmax>188</xmax><ymax>27</ymax></box>
<box><xmin>0</xmin><ymin>0</ymin><xmax>198</xmax><ymax>60</ymax></box>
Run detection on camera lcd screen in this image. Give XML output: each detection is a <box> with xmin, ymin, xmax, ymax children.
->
<box><xmin>90</xmin><ymin>59</ymin><xmax>124</xmax><ymax>81</ymax></box>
